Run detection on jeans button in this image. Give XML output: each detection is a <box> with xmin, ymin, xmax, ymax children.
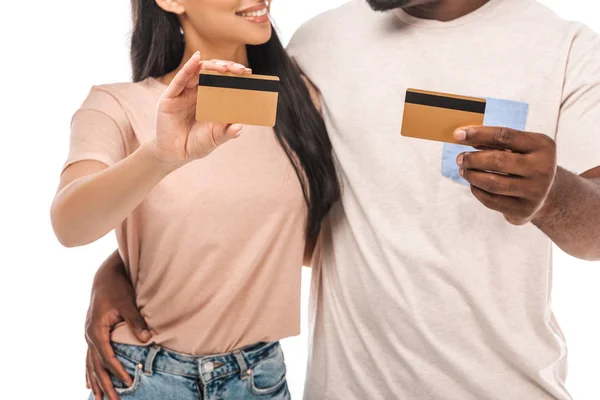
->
<box><xmin>204</xmin><ymin>361</ymin><xmax>214</xmax><ymax>373</ymax></box>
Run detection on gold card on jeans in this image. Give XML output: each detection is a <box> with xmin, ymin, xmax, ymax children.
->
<box><xmin>401</xmin><ymin>88</ymin><xmax>487</xmax><ymax>144</ymax></box>
<box><xmin>196</xmin><ymin>70</ymin><xmax>280</xmax><ymax>127</ymax></box>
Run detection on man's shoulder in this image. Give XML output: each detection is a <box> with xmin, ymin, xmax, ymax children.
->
<box><xmin>523</xmin><ymin>0</ymin><xmax>600</xmax><ymax>58</ymax></box>
<box><xmin>519</xmin><ymin>0</ymin><xmax>589</xmax><ymax>36</ymax></box>
<box><xmin>287</xmin><ymin>0</ymin><xmax>367</xmax><ymax>56</ymax></box>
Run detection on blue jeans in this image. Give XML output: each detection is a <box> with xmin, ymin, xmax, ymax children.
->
<box><xmin>90</xmin><ymin>341</ymin><xmax>291</xmax><ymax>400</ymax></box>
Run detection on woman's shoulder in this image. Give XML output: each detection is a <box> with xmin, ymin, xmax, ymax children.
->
<box><xmin>74</xmin><ymin>78</ymin><xmax>163</xmax><ymax>136</ymax></box>
<box><xmin>86</xmin><ymin>77</ymin><xmax>163</xmax><ymax>104</ymax></box>
<box><xmin>77</xmin><ymin>77</ymin><xmax>163</xmax><ymax>120</ymax></box>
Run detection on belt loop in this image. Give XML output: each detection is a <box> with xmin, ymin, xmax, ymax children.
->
<box><xmin>233</xmin><ymin>350</ymin><xmax>249</xmax><ymax>378</ymax></box>
<box><xmin>144</xmin><ymin>345</ymin><xmax>160</xmax><ymax>376</ymax></box>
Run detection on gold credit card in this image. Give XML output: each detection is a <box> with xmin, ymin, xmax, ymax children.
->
<box><xmin>401</xmin><ymin>88</ymin><xmax>486</xmax><ymax>143</ymax></box>
<box><xmin>196</xmin><ymin>70</ymin><xmax>280</xmax><ymax>127</ymax></box>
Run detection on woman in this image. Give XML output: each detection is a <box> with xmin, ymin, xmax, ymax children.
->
<box><xmin>51</xmin><ymin>0</ymin><xmax>339</xmax><ymax>398</ymax></box>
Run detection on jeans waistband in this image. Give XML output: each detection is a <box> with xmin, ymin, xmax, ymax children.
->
<box><xmin>112</xmin><ymin>341</ymin><xmax>280</xmax><ymax>384</ymax></box>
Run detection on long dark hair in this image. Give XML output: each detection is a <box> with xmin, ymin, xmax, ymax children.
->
<box><xmin>130</xmin><ymin>1</ymin><xmax>340</xmax><ymax>240</ymax></box>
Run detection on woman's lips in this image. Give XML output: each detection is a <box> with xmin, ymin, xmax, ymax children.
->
<box><xmin>235</xmin><ymin>1</ymin><xmax>270</xmax><ymax>23</ymax></box>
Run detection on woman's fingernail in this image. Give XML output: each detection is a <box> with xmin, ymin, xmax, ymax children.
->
<box><xmin>457</xmin><ymin>153</ymin><xmax>464</xmax><ymax>166</ymax></box>
<box><xmin>235</xmin><ymin>128</ymin><xmax>244</xmax><ymax>137</ymax></box>
<box><xmin>459</xmin><ymin>167</ymin><xmax>465</xmax><ymax>176</ymax></box>
<box><xmin>454</xmin><ymin>129</ymin><xmax>467</xmax><ymax>141</ymax></box>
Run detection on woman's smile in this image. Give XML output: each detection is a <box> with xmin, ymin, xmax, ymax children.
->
<box><xmin>235</xmin><ymin>1</ymin><xmax>270</xmax><ymax>24</ymax></box>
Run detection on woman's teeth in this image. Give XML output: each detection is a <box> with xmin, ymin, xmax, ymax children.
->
<box><xmin>239</xmin><ymin>8</ymin><xmax>268</xmax><ymax>18</ymax></box>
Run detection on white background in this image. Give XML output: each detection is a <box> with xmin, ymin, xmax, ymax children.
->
<box><xmin>0</xmin><ymin>0</ymin><xmax>599</xmax><ymax>399</ymax></box>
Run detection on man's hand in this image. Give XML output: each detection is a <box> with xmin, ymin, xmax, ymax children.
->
<box><xmin>85</xmin><ymin>250</ymin><xmax>151</xmax><ymax>400</ymax></box>
<box><xmin>454</xmin><ymin>126</ymin><xmax>557</xmax><ymax>225</ymax></box>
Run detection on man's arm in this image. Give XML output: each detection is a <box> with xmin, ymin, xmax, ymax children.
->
<box><xmin>85</xmin><ymin>250</ymin><xmax>150</xmax><ymax>400</ymax></box>
<box><xmin>528</xmin><ymin>24</ymin><xmax>600</xmax><ymax>261</ymax></box>
<box><xmin>532</xmin><ymin>167</ymin><xmax>600</xmax><ymax>261</ymax></box>
<box><xmin>454</xmin><ymin>126</ymin><xmax>600</xmax><ymax>261</ymax></box>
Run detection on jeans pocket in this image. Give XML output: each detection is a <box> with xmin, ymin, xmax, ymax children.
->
<box><xmin>247</xmin><ymin>345</ymin><xmax>288</xmax><ymax>396</ymax></box>
<box><xmin>110</xmin><ymin>351</ymin><xmax>143</xmax><ymax>396</ymax></box>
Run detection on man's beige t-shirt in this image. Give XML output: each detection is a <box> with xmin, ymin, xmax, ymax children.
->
<box><xmin>288</xmin><ymin>0</ymin><xmax>600</xmax><ymax>399</ymax></box>
<box><xmin>64</xmin><ymin>77</ymin><xmax>307</xmax><ymax>354</ymax></box>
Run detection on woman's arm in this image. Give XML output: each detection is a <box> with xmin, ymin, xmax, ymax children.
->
<box><xmin>301</xmin><ymin>75</ymin><xmax>322</xmax><ymax>115</ymax></box>
<box><xmin>51</xmin><ymin>53</ymin><xmax>247</xmax><ymax>248</ymax></box>
<box><xmin>303</xmin><ymin>237</ymin><xmax>316</xmax><ymax>267</ymax></box>
<box><xmin>51</xmin><ymin>144</ymin><xmax>176</xmax><ymax>247</ymax></box>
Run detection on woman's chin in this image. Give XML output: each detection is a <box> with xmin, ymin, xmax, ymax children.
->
<box><xmin>243</xmin><ymin>27</ymin><xmax>272</xmax><ymax>46</ymax></box>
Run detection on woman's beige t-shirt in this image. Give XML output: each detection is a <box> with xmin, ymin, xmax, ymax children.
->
<box><xmin>64</xmin><ymin>77</ymin><xmax>307</xmax><ymax>355</ymax></box>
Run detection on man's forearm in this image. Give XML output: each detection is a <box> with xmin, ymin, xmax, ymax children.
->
<box><xmin>533</xmin><ymin>167</ymin><xmax>600</xmax><ymax>261</ymax></box>
<box><xmin>92</xmin><ymin>250</ymin><xmax>128</xmax><ymax>293</ymax></box>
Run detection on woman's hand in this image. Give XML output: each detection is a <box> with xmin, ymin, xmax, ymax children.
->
<box><xmin>152</xmin><ymin>51</ymin><xmax>252</xmax><ymax>166</ymax></box>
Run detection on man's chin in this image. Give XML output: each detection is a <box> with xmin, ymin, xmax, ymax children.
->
<box><xmin>365</xmin><ymin>0</ymin><xmax>412</xmax><ymax>11</ymax></box>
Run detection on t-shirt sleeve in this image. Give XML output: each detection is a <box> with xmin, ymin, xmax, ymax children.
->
<box><xmin>63</xmin><ymin>86</ymin><xmax>129</xmax><ymax>173</ymax></box>
<box><xmin>556</xmin><ymin>25</ymin><xmax>600</xmax><ymax>175</ymax></box>
<box><xmin>286</xmin><ymin>15</ymin><xmax>325</xmax><ymax>86</ymax></box>
<box><xmin>285</xmin><ymin>20</ymin><xmax>309</xmax><ymax>61</ymax></box>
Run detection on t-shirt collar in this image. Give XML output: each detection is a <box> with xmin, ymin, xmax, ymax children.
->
<box><xmin>392</xmin><ymin>0</ymin><xmax>511</xmax><ymax>29</ymax></box>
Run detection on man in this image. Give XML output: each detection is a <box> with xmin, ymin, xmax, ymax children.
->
<box><xmin>86</xmin><ymin>0</ymin><xmax>600</xmax><ymax>399</ymax></box>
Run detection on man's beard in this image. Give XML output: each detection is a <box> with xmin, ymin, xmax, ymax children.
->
<box><xmin>365</xmin><ymin>0</ymin><xmax>413</xmax><ymax>11</ymax></box>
